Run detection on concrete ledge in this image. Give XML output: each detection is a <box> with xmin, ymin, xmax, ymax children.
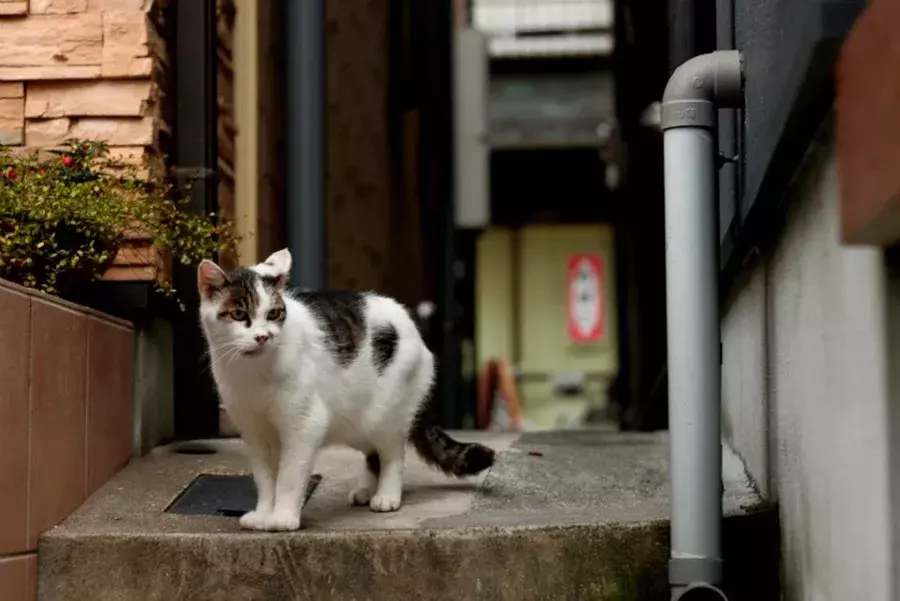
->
<box><xmin>41</xmin><ymin>523</ymin><xmax>672</xmax><ymax>601</ymax></box>
<box><xmin>38</xmin><ymin>432</ymin><xmax>779</xmax><ymax>600</ymax></box>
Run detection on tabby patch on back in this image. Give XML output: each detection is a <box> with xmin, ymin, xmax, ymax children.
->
<box><xmin>197</xmin><ymin>248</ymin><xmax>496</xmax><ymax>532</ymax></box>
<box><xmin>294</xmin><ymin>291</ymin><xmax>367</xmax><ymax>366</ymax></box>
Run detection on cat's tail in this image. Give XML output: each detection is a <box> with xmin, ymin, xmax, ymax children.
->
<box><xmin>409</xmin><ymin>409</ymin><xmax>496</xmax><ymax>477</ymax></box>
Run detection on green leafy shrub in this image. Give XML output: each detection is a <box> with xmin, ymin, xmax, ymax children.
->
<box><xmin>0</xmin><ymin>139</ymin><xmax>238</xmax><ymax>303</ymax></box>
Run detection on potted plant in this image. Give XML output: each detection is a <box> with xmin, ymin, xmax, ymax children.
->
<box><xmin>0</xmin><ymin>139</ymin><xmax>238</xmax><ymax>303</ymax></box>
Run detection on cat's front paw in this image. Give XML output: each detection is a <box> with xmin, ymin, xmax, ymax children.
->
<box><xmin>349</xmin><ymin>485</ymin><xmax>374</xmax><ymax>506</ymax></box>
<box><xmin>369</xmin><ymin>492</ymin><xmax>402</xmax><ymax>512</ymax></box>
<box><xmin>263</xmin><ymin>510</ymin><xmax>302</xmax><ymax>531</ymax></box>
<box><xmin>239</xmin><ymin>510</ymin><xmax>269</xmax><ymax>531</ymax></box>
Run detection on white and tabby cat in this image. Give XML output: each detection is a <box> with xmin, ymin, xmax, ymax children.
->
<box><xmin>197</xmin><ymin>249</ymin><xmax>495</xmax><ymax>531</ymax></box>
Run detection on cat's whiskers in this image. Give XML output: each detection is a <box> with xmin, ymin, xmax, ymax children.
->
<box><xmin>223</xmin><ymin>346</ymin><xmax>244</xmax><ymax>369</ymax></box>
<box><xmin>206</xmin><ymin>341</ymin><xmax>244</xmax><ymax>372</ymax></box>
<box><xmin>202</xmin><ymin>340</ymin><xmax>238</xmax><ymax>359</ymax></box>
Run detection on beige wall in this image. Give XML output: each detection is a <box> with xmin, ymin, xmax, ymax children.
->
<box><xmin>233</xmin><ymin>0</ymin><xmax>258</xmax><ymax>264</ymax></box>
<box><xmin>517</xmin><ymin>224</ymin><xmax>618</xmax><ymax>375</ymax></box>
<box><xmin>234</xmin><ymin>0</ymin><xmax>285</xmax><ymax>265</ymax></box>
<box><xmin>476</xmin><ymin>227</ymin><xmax>515</xmax><ymax>365</ymax></box>
<box><xmin>476</xmin><ymin>223</ymin><xmax>619</xmax><ymax>427</ymax></box>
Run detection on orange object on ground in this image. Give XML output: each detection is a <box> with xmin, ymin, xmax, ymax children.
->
<box><xmin>476</xmin><ymin>358</ymin><xmax>523</xmax><ymax>431</ymax></box>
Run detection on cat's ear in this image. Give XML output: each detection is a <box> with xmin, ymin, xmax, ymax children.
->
<box><xmin>197</xmin><ymin>259</ymin><xmax>227</xmax><ymax>300</ymax></box>
<box><xmin>262</xmin><ymin>248</ymin><xmax>292</xmax><ymax>285</ymax></box>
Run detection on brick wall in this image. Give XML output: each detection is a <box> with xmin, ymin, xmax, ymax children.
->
<box><xmin>0</xmin><ymin>0</ymin><xmax>169</xmax><ymax>282</ymax></box>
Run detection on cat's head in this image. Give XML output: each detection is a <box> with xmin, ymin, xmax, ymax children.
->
<box><xmin>197</xmin><ymin>248</ymin><xmax>292</xmax><ymax>357</ymax></box>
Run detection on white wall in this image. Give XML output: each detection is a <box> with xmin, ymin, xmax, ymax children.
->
<box><xmin>721</xmin><ymin>134</ymin><xmax>893</xmax><ymax>600</ymax></box>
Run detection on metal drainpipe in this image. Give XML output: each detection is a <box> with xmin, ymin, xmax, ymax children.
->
<box><xmin>285</xmin><ymin>0</ymin><xmax>326</xmax><ymax>289</ymax></box>
<box><xmin>661</xmin><ymin>50</ymin><xmax>743</xmax><ymax>601</ymax></box>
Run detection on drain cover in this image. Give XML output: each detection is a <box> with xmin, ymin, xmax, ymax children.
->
<box><xmin>167</xmin><ymin>474</ymin><xmax>323</xmax><ymax>517</ymax></box>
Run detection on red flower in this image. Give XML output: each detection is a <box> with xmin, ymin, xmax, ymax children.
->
<box><xmin>6</xmin><ymin>168</ymin><xmax>16</xmax><ymax>179</ymax></box>
<box><xmin>62</xmin><ymin>155</ymin><xmax>73</xmax><ymax>167</ymax></box>
<box><xmin>40</xmin><ymin>168</ymin><xmax>47</xmax><ymax>175</ymax></box>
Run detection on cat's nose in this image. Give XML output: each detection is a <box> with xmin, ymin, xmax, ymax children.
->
<box><xmin>254</xmin><ymin>334</ymin><xmax>269</xmax><ymax>346</ymax></box>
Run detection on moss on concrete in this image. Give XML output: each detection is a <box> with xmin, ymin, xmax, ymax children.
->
<box><xmin>41</xmin><ymin>523</ymin><xmax>675</xmax><ymax>601</ymax></box>
<box><xmin>41</xmin><ymin>515</ymin><xmax>781</xmax><ymax>601</ymax></box>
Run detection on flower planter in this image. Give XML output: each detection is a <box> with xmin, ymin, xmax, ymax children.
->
<box><xmin>0</xmin><ymin>215</ymin><xmax>118</xmax><ymax>301</ymax></box>
<box><xmin>0</xmin><ymin>140</ymin><xmax>238</xmax><ymax>305</ymax></box>
<box><xmin>0</xmin><ymin>278</ymin><xmax>133</xmax><ymax>601</ymax></box>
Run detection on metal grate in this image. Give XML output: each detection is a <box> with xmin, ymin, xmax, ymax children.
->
<box><xmin>166</xmin><ymin>474</ymin><xmax>323</xmax><ymax>517</ymax></box>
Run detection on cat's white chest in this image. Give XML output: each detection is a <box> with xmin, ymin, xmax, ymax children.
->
<box><xmin>215</xmin><ymin>356</ymin><xmax>294</xmax><ymax>410</ymax></box>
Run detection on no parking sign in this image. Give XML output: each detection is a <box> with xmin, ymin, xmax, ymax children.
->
<box><xmin>567</xmin><ymin>253</ymin><xmax>605</xmax><ymax>343</ymax></box>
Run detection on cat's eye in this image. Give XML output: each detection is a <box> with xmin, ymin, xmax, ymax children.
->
<box><xmin>230</xmin><ymin>309</ymin><xmax>248</xmax><ymax>322</ymax></box>
<box><xmin>267</xmin><ymin>308</ymin><xmax>283</xmax><ymax>321</ymax></box>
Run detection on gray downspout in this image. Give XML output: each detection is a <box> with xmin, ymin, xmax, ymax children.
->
<box><xmin>661</xmin><ymin>50</ymin><xmax>743</xmax><ymax>601</ymax></box>
<box><xmin>285</xmin><ymin>0</ymin><xmax>326</xmax><ymax>289</ymax></box>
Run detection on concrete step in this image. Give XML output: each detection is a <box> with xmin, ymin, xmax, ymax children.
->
<box><xmin>38</xmin><ymin>431</ymin><xmax>779</xmax><ymax>601</ymax></box>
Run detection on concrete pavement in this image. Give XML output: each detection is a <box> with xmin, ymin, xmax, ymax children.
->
<box><xmin>38</xmin><ymin>430</ymin><xmax>778</xmax><ymax>600</ymax></box>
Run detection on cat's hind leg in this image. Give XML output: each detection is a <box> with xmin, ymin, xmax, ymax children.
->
<box><xmin>362</xmin><ymin>382</ymin><xmax>410</xmax><ymax>512</ymax></box>
<box><xmin>362</xmin><ymin>339</ymin><xmax>432</xmax><ymax>513</ymax></box>
<box><xmin>368</xmin><ymin>438</ymin><xmax>405</xmax><ymax>512</ymax></box>
<box><xmin>349</xmin><ymin>451</ymin><xmax>379</xmax><ymax>506</ymax></box>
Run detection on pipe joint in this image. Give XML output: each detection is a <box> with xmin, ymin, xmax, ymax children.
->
<box><xmin>661</xmin><ymin>50</ymin><xmax>743</xmax><ymax>131</ymax></box>
<box><xmin>673</xmin><ymin>583</ymin><xmax>729</xmax><ymax>601</ymax></box>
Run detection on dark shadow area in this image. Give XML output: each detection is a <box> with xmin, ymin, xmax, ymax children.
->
<box><xmin>491</xmin><ymin>148</ymin><xmax>612</xmax><ymax>226</ymax></box>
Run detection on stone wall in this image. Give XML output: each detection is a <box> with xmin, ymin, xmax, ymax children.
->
<box><xmin>0</xmin><ymin>0</ymin><xmax>168</xmax><ymax>282</ymax></box>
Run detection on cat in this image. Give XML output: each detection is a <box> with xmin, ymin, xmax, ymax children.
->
<box><xmin>197</xmin><ymin>248</ymin><xmax>496</xmax><ymax>531</ymax></box>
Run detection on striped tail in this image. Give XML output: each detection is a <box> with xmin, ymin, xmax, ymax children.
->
<box><xmin>409</xmin><ymin>408</ymin><xmax>496</xmax><ymax>477</ymax></box>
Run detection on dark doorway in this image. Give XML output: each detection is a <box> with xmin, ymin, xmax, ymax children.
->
<box><xmin>491</xmin><ymin>148</ymin><xmax>611</xmax><ymax>226</ymax></box>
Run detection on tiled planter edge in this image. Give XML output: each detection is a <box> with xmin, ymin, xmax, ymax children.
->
<box><xmin>0</xmin><ymin>278</ymin><xmax>134</xmax><ymax>601</ymax></box>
